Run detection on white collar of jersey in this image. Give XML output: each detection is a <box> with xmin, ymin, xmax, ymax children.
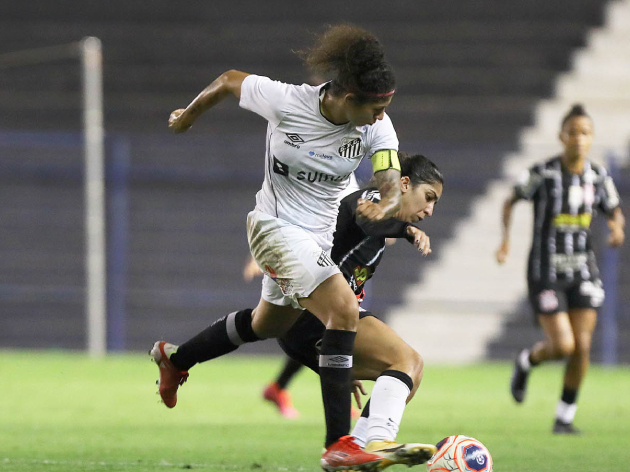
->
<box><xmin>318</xmin><ymin>82</ymin><xmax>352</xmax><ymax>127</ymax></box>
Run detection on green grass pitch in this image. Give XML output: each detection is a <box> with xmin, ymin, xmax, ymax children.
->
<box><xmin>1</xmin><ymin>350</ymin><xmax>628</xmax><ymax>471</ymax></box>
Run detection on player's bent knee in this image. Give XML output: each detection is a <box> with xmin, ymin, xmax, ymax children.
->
<box><xmin>552</xmin><ymin>338</ymin><xmax>576</xmax><ymax>358</ymax></box>
<box><xmin>389</xmin><ymin>344</ymin><xmax>423</xmax><ymax>382</ymax></box>
<box><xmin>573</xmin><ymin>337</ymin><xmax>592</xmax><ymax>356</ymax></box>
<box><xmin>408</xmin><ymin>349</ymin><xmax>424</xmax><ymax>385</ymax></box>
<box><xmin>323</xmin><ymin>300</ymin><xmax>359</xmax><ymax>331</ymax></box>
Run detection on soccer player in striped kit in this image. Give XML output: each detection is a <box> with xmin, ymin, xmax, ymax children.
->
<box><xmin>152</xmin><ymin>25</ymin><xmax>411</xmax><ymax>470</ymax></box>
<box><xmin>496</xmin><ymin>104</ymin><xmax>625</xmax><ymax>434</ymax></box>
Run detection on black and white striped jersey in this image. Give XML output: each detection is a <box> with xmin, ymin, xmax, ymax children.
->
<box><xmin>331</xmin><ymin>188</ymin><xmax>413</xmax><ymax>296</ymax></box>
<box><xmin>514</xmin><ymin>156</ymin><xmax>620</xmax><ymax>285</ymax></box>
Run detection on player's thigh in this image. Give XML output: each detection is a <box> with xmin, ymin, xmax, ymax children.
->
<box><xmin>247</xmin><ymin>209</ymin><xmax>341</xmax><ymax>309</ymax></box>
<box><xmin>352</xmin><ymin>316</ymin><xmax>420</xmax><ymax>381</ymax></box>
<box><xmin>251</xmin><ymin>297</ymin><xmax>303</xmax><ymax>339</ymax></box>
<box><xmin>298</xmin><ymin>273</ymin><xmax>360</xmax><ymax>331</ymax></box>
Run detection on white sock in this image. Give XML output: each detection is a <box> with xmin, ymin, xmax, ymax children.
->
<box><xmin>366</xmin><ymin>376</ymin><xmax>410</xmax><ymax>444</ymax></box>
<box><xmin>351</xmin><ymin>417</ymin><xmax>368</xmax><ymax>448</ymax></box>
<box><xmin>556</xmin><ymin>400</ymin><xmax>578</xmax><ymax>424</ymax></box>
<box><xmin>518</xmin><ymin>349</ymin><xmax>532</xmax><ymax>371</ymax></box>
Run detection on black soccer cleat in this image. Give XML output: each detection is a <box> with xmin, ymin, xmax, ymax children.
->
<box><xmin>510</xmin><ymin>351</ymin><xmax>530</xmax><ymax>403</ymax></box>
<box><xmin>553</xmin><ymin>420</ymin><xmax>581</xmax><ymax>435</ymax></box>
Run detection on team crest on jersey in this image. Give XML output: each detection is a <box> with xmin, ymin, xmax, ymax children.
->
<box><xmin>539</xmin><ymin>289</ymin><xmax>559</xmax><ymax>312</ymax></box>
<box><xmin>275</xmin><ymin>278</ymin><xmax>294</xmax><ymax>296</ymax></box>
<box><xmin>338</xmin><ymin>137</ymin><xmax>363</xmax><ymax>159</ymax></box>
<box><xmin>317</xmin><ymin>250</ymin><xmax>335</xmax><ymax>267</ymax></box>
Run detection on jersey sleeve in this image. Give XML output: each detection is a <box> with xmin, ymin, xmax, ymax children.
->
<box><xmin>365</xmin><ymin>113</ymin><xmax>399</xmax><ymax>157</ymax></box>
<box><xmin>513</xmin><ymin>166</ymin><xmax>543</xmax><ymax>201</ymax></box>
<box><xmin>595</xmin><ymin>167</ymin><xmax>621</xmax><ymax>216</ymax></box>
<box><xmin>361</xmin><ymin>218</ymin><xmax>410</xmax><ymax>238</ymax></box>
<box><xmin>239</xmin><ymin>75</ymin><xmax>293</xmax><ymax>127</ymax></box>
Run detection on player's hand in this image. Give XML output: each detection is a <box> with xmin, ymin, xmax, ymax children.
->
<box><xmin>406</xmin><ymin>226</ymin><xmax>431</xmax><ymax>255</ymax></box>
<box><xmin>356</xmin><ymin>198</ymin><xmax>387</xmax><ymax>222</ymax></box>
<box><xmin>352</xmin><ymin>380</ymin><xmax>367</xmax><ymax>410</ymax></box>
<box><xmin>608</xmin><ymin>225</ymin><xmax>625</xmax><ymax>247</ymax></box>
<box><xmin>242</xmin><ymin>255</ymin><xmax>263</xmax><ymax>281</ymax></box>
<box><xmin>496</xmin><ymin>239</ymin><xmax>509</xmax><ymax>264</ymax></box>
<box><xmin>168</xmin><ymin>108</ymin><xmax>192</xmax><ymax>133</ymax></box>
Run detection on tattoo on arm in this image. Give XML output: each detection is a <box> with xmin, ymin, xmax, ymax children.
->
<box><xmin>374</xmin><ymin>169</ymin><xmax>402</xmax><ymax>218</ymax></box>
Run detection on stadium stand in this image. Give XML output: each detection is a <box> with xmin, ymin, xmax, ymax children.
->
<box><xmin>0</xmin><ymin>0</ymin><xmax>619</xmax><ymax>356</ymax></box>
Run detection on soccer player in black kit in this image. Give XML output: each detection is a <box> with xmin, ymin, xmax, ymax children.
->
<box><xmin>276</xmin><ymin>154</ymin><xmax>442</xmax><ymax>462</ymax></box>
<box><xmin>496</xmin><ymin>104</ymin><xmax>625</xmax><ymax>434</ymax></box>
<box><xmin>153</xmin><ymin>153</ymin><xmax>443</xmax><ymax>470</ymax></box>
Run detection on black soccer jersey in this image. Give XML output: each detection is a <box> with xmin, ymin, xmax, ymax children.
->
<box><xmin>514</xmin><ymin>156</ymin><xmax>620</xmax><ymax>285</ymax></box>
<box><xmin>331</xmin><ymin>188</ymin><xmax>413</xmax><ymax>296</ymax></box>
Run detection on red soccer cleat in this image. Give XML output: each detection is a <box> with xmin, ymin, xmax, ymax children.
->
<box><xmin>150</xmin><ymin>341</ymin><xmax>189</xmax><ymax>408</ymax></box>
<box><xmin>321</xmin><ymin>435</ymin><xmax>384</xmax><ymax>472</ymax></box>
<box><xmin>263</xmin><ymin>382</ymin><xmax>300</xmax><ymax>419</ymax></box>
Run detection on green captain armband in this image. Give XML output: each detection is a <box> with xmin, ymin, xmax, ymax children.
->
<box><xmin>370</xmin><ymin>150</ymin><xmax>400</xmax><ymax>173</ymax></box>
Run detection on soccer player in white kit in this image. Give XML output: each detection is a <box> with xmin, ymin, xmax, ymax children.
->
<box><xmin>151</xmin><ymin>25</ymin><xmax>406</xmax><ymax>471</ymax></box>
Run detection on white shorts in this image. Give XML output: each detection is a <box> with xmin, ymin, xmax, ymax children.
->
<box><xmin>247</xmin><ymin>210</ymin><xmax>340</xmax><ymax>309</ymax></box>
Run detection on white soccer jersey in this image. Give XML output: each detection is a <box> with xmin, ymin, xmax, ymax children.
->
<box><xmin>239</xmin><ymin>74</ymin><xmax>398</xmax><ymax>244</ymax></box>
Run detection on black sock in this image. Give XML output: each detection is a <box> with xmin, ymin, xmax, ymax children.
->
<box><xmin>360</xmin><ymin>399</ymin><xmax>371</xmax><ymax>419</ymax></box>
<box><xmin>277</xmin><ymin>357</ymin><xmax>303</xmax><ymax>389</ymax></box>
<box><xmin>170</xmin><ymin>309</ymin><xmax>259</xmax><ymax>371</ymax></box>
<box><xmin>561</xmin><ymin>387</ymin><xmax>578</xmax><ymax>405</ymax></box>
<box><xmin>319</xmin><ymin>329</ymin><xmax>356</xmax><ymax>448</ymax></box>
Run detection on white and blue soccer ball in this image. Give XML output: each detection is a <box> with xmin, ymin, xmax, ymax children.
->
<box><xmin>426</xmin><ymin>435</ymin><xmax>492</xmax><ymax>472</ymax></box>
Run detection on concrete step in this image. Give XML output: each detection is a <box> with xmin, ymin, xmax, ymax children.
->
<box><xmin>0</xmin><ymin>1</ymin><xmax>608</xmax><ymax>23</ymax></box>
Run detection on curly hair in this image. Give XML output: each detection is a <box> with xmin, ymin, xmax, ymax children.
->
<box><xmin>299</xmin><ymin>24</ymin><xmax>396</xmax><ymax>103</ymax></box>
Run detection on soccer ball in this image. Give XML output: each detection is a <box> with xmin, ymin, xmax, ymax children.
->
<box><xmin>426</xmin><ymin>435</ymin><xmax>492</xmax><ymax>472</ymax></box>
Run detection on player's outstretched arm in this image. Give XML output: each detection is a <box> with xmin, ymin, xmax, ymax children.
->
<box><xmin>168</xmin><ymin>70</ymin><xmax>250</xmax><ymax>133</ymax></box>
<box><xmin>496</xmin><ymin>193</ymin><xmax>518</xmax><ymax>264</ymax></box>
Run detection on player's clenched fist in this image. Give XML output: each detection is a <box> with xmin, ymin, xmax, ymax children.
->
<box><xmin>168</xmin><ymin>109</ymin><xmax>192</xmax><ymax>133</ymax></box>
<box><xmin>356</xmin><ymin>198</ymin><xmax>386</xmax><ymax>222</ymax></box>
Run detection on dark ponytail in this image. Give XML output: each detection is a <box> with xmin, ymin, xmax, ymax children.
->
<box><xmin>300</xmin><ymin>24</ymin><xmax>396</xmax><ymax>103</ymax></box>
<box><xmin>561</xmin><ymin>103</ymin><xmax>591</xmax><ymax>128</ymax></box>
<box><xmin>399</xmin><ymin>153</ymin><xmax>444</xmax><ymax>187</ymax></box>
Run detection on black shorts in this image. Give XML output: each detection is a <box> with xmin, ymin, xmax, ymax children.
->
<box><xmin>528</xmin><ymin>278</ymin><xmax>605</xmax><ymax>315</ymax></box>
<box><xmin>277</xmin><ymin>308</ymin><xmax>377</xmax><ymax>373</ymax></box>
